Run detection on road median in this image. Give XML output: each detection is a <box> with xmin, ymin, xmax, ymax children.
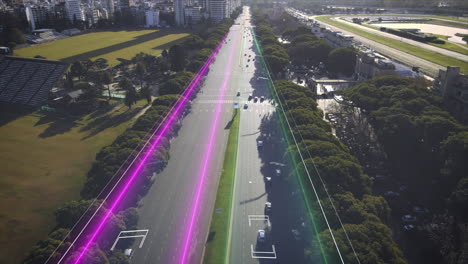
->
<box><xmin>202</xmin><ymin>108</ymin><xmax>240</xmax><ymax>264</ymax></box>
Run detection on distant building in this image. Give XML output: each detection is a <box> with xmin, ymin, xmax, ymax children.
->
<box><xmin>434</xmin><ymin>66</ymin><xmax>468</xmax><ymax>124</ymax></box>
<box><xmin>208</xmin><ymin>0</ymin><xmax>228</xmax><ymax>23</ymax></box>
<box><xmin>184</xmin><ymin>6</ymin><xmax>201</xmax><ymax>24</ymax></box>
<box><xmin>145</xmin><ymin>9</ymin><xmax>159</xmax><ymax>27</ymax></box>
<box><xmin>174</xmin><ymin>0</ymin><xmax>184</xmax><ymax>25</ymax></box>
<box><xmin>102</xmin><ymin>0</ymin><xmax>114</xmax><ymax>16</ymax></box>
<box><xmin>65</xmin><ymin>0</ymin><xmax>85</xmax><ymax>22</ymax></box>
<box><xmin>119</xmin><ymin>0</ymin><xmax>133</xmax><ymax>10</ymax></box>
<box><xmin>355</xmin><ymin>48</ymin><xmax>419</xmax><ymax>81</ymax></box>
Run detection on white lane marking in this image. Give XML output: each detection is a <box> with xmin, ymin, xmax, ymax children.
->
<box><xmin>111</xmin><ymin>229</ymin><xmax>149</xmax><ymax>250</ymax></box>
<box><xmin>248</xmin><ymin>215</ymin><xmax>270</xmax><ymax>227</ymax></box>
<box><xmin>250</xmin><ymin>244</ymin><xmax>277</xmax><ymax>259</ymax></box>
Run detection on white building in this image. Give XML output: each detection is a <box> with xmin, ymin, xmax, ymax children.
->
<box><xmin>208</xmin><ymin>0</ymin><xmax>228</xmax><ymax>23</ymax></box>
<box><xmin>174</xmin><ymin>0</ymin><xmax>184</xmax><ymax>25</ymax></box>
<box><xmin>65</xmin><ymin>0</ymin><xmax>85</xmax><ymax>22</ymax></box>
<box><xmin>184</xmin><ymin>6</ymin><xmax>202</xmax><ymax>24</ymax></box>
<box><xmin>145</xmin><ymin>9</ymin><xmax>160</xmax><ymax>27</ymax></box>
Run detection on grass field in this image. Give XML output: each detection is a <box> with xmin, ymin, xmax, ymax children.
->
<box><xmin>0</xmin><ymin>100</ymin><xmax>147</xmax><ymax>263</ymax></box>
<box><xmin>15</xmin><ymin>29</ymin><xmax>190</xmax><ymax>65</ymax></box>
<box><xmin>362</xmin><ymin>23</ymin><xmax>468</xmax><ymax>55</ymax></box>
<box><xmin>203</xmin><ymin>109</ymin><xmax>240</xmax><ymax>264</ymax></box>
<box><xmin>316</xmin><ymin>16</ymin><xmax>468</xmax><ymax>74</ymax></box>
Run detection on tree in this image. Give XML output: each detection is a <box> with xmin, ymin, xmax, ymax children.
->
<box><xmin>168</xmin><ymin>44</ymin><xmax>186</xmax><ymax>71</ymax></box>
<box><xmin>327</xmin><ymin>47</ymin><xmax>357</xmax><ymax>76</ymax></box>
<box><xmin>71</xmin><ymin>61</ymin><xmax>85</xmax><ymax>80</ymax></box>
<box><xmin>135</xmin><ymin>62</ymin><xmax>146</xmax><ymax>89</ymax></box>
<box><xmin>101</xmin><ymin>71</ymin><xmax>113</xmax><ymax>100</ymax></box>
<box><xmin>54</xmin><ymin>200</ymin><xmax>94</xmax><ymax>228</ymax></box>
<box><xmin>140</xmin><ymin>87</ymin><xmax>151</xmax><ymax>104</ymax></box>
<box><xmin>124</xmin><ymin>86</ymin><xmax>138</xmax><ymax>109</ymax></box>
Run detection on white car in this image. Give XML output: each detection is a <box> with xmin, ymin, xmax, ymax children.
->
<box><xmin>260</xmin><ymin>96</ymin><xmax>265</xmax><ymax>102</ymax></box>
<box><xmin>257</xmin><ymin>230</ymin><xmax>266</xmax><ymax>243</ymax></box>
<box><xmin>254</xmin><ymin>96</ymin><xmax>259</xmax><ymax>102</ymax></box>
<box><xmin>257</xmin><ymin>140</ymin><xmax>263</xmax><ymax>148</ymax></box>
<box><xmin>265</xmin><ymin>202</ymin><xmax>272</xmax><ymax>213</ymax></box>
<box><xmin>275</xmin><ymin>169</ymin><xmax>281</xmax><ymax>177</ymax></box>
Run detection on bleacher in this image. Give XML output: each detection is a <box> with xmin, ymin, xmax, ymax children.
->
<box><xmin>0</xmin><ymin>55</ymin><xmax>67</xmax><ymax>107</ymax></box>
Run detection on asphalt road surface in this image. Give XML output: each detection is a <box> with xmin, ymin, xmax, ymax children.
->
<box><xmin>228</xmin><ymin>7</ymin><xmax>323</xmax><ymax>264</ymax></box>
<box><xmin>128</xmin><ymin>10</ymin><xmax>246</xmax><ymax>264</ymax></box>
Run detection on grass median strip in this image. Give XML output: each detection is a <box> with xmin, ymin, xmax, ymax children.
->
<box><xmin>203</xmin><ymin>108</ymin><xmax>240</xmax><ymax>264</ymax></box>
<box><xmin>316</xmin><ymin>15</ymin><xmax>468</xmax><ymax>73</ymax></box>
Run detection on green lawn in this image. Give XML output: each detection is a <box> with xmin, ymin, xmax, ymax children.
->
<box><xmin>316</xmin><ymin>16</ymin><xmax>468</xmax><ymax>74</ymax></box>
<box><xmin>203</xmin><ymin>109</ymin><xmax>240</xmax><ymax>264</ymax></box>
<box><xmin>428</xmin><ymin>34</ymin><xmax>468</xmax><ymax>55</ymax></box>
<box><xmin>15</xmin><ymin>29</ymin><xmax>189</xmax><ymax>65</ymax></box>
<box><xmin>0</xmin><ymin>100</ymin><xmax>147</xmax><ymax>263</ymax></box>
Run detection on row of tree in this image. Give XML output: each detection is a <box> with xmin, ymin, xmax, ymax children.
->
<box><xmin>251</xmin><ymin>9</ymin><xmax>290</xmax><ymax>77</ymax></box>
<box><xmin>23</xmin><ymin>11</ymin><xmax>242</xmax><ymax>264</ymax></box>
<box><xmin>272</xmin><ymin>80</ymin><xmax>407</xmax><ymax>264</ymax></box>
<box><xmin>342</xmin><ymin>76</ymin><xmax>468</xmax><ymax>263</ymax></box>
<box><xmin>283</xmin><ymin>24</ymin><xmax>357</xmax><ymax>76</ymax></box>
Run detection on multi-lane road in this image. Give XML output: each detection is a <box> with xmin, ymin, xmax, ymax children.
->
<box><xmin>126</xmin><ymin>6</ymin><xmax>322</xmax><ymax>264</ymax></box>
<box><xmin>130</xmin><ymin>11</ymin><xmax>244</xmax><ymax>264</ymax></box>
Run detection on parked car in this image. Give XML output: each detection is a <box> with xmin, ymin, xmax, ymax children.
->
<box><xmin>265</xmin><ymin>202</ymin><xmax>272</xmax><ymax>214</ymax></box>
<box><xmin>401</xmin><ymin>215</ymin><xmax>417</xmax><ymax>223</ymax></box>
<box><xmin>291</xmin><ymin>229</ymin><xmax>301</xmax><ymax>240</ymax></box>
<box><xmin>257</xmin><ymin>230</ymin><xmax>266</xmax><ymax>243</ymax></box>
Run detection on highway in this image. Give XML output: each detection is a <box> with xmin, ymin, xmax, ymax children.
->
<box><xmin>228</xmin><ymin>7</ymin><xmax>322</xmax><ymax>264</ymax></box>
<box><xmin>129</xmin><ymin>10</ymin><xmax>245</xmax><ymax>264</ymax></box>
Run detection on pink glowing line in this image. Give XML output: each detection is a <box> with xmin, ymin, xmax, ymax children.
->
<box><xmin>179</xmin><ymin>29</ymin><xmax>239</xmax><ymax>264</ymax></box>
<box><xmin>69</xmin><ymin>35</ymin><xmax>228</xmax><ymax>264</ymax></box>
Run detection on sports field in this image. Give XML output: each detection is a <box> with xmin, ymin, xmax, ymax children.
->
<box><xmin>0</xmin><ymin>100</ymin><xmax>147</xmax><ymax>263</ymax></box>
<box><xmin>15</xmin><ymin>29</ymin><xmax>189</xmax><ymax>65</ymax></box>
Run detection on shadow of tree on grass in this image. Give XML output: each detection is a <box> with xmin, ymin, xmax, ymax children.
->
<box><xmin>79</xmin><ymin>106</ymin><xmax>143</xmax><ymax>140</ymax></box>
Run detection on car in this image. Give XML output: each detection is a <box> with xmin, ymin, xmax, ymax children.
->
<box><xmin>275</xmin><ymin>169</ymin><xmax>281</xmax><ymax>177</ymax></box>
<box><xmin>244</xmin><ymin>103</ymin><xmax>248</xmax><ymax>109</ymax></box>
<box><xmin>384</xmin><ymin>191</ymin><xmax>400</xmax><ymax>198</ymax></box>
<box><xmin>401</xmin><ymin>215</ymin><xmax>417</xmax><ymax>223</ymax></box>
<box><xmin>246</xmin><ymin>64</ymin><xmax>249</xmax><ymax>67</ymax></box>
<box><xmin>260</xmin><ymin>96</ymin><xmax>265</xmax><ymax>102</ymax></box>
<box><xmin>257</xmin><ymin>140</ymin><xmax>263</xmax><ymax>148</ymax></box>
<box><xmin>249</xmin><ymin>54</ymin><xmax>251</xmax><ymax>57</ymax></box>
<box><xmin>253</xmin><ymin>58</ymin><xmax>255</xmax><ymax>61</ymax></box>
<box><xmin>265</xmin><ymin>202</ymin><xmax>272</xmax><ymax>213</ymax></box>
<box><xmin>248</xmin><ymin>59</ymin><xmax>250</xmax><ymax>62</ymax></box>
<box><xmin>291</xmin><ymin>229</ymin><xmax>301</xmax><ymax>240</ymax></box>
<box><xmin>412</xmin><ymin>206</ymin><xmax>429</xmax><ymax>215</ymax></box>
<box><xmin>254</xmin><ymin>96</ymin><xmax>259</xmax><ymax>102</ymax></box>
<box><xmin>248</xmin><ymin>94</ymin><xmax>253</xmax><ymax>100</ymax></box>
<box><xmin>403</xmin><ymin>224</ymin><xmax>415</xmax><ymax>231</ymax></box>
<box><xmin>245</xmin><ymin>53</ymin><xmax>247</xmax><ymax>56</ymax></box>
<box><xmin>265</xmin><ymin>176</ymin><xmax>272</xmax><ymax>187</ymax></box>
<box><xmin>257</xmin><ymin>230</ymin><xmax>266</xmax><ymax>243</ymax></box>
<box><xmin>124</xmin><ymin>249</ymin><xmax>133</xmax><ymax>258</ymax></box>
<box><xmin>237</xmin><ymin>91</ymin><xmax>241</xmax><ymax>96</ymax></box>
